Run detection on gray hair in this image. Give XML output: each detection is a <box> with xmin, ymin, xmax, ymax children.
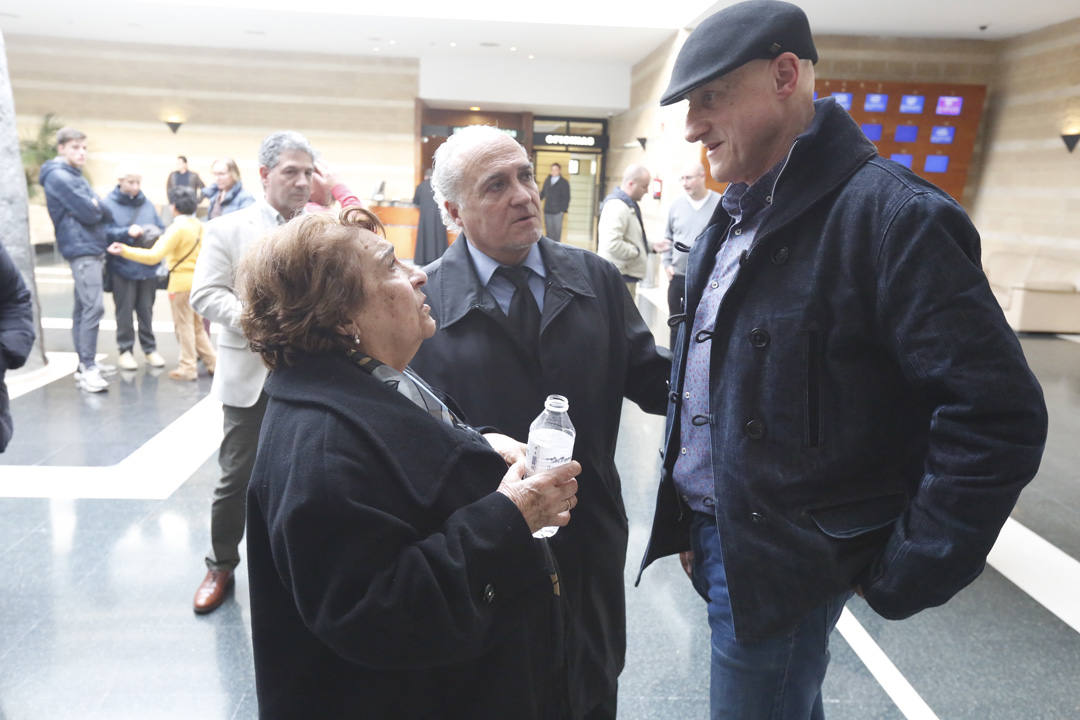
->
<box><xmin>257</xmin><ymin>130</ymin><xmax>315</xmax><ymax>170</ymax></box>
<box><xmin>431</xmin><ymin>125</ymin><xmax>522</xmax><ymax>230</ymax></box>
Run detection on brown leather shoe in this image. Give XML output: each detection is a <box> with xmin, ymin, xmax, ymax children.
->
<box><xmin>193</xmin><ymin>569</ymin><xmax>234</xmax><ymax>614</ymax></box>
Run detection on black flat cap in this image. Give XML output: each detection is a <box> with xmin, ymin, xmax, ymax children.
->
<box><xmin>661</xmin><ymin>0</ymin><xmax>817</xmax><ymax>106</ymax></box>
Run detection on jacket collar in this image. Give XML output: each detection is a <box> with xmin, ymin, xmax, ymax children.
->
<box><xmin>431</xmin><ymin>236</ymin><xmax>595</xmax><ymax>330</ymax></box>
<box><xmin>108</xmin><ymin>187</ymin><xmax>145</xmax><ymax>206</ymax></box>
<box><xmin>757</xmin><ymin>98</ymin><xmax>878</xmax><ymax>234</ymax></box>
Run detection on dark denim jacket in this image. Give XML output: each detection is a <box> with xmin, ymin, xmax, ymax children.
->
<box><xmin>638</xmin><ymin>99</ymin><xmax>1048</xmax><ymax>642</ymax></box>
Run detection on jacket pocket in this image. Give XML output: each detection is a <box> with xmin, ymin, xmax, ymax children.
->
<box><xmin>807</xmin><ymin>492</ymin><xmax>907</xmax><ymax>539</ymax></box>
<box><xmin>804</xmin><ymin>328</ymin><xmax>822</xmax><ymax>448</ymax></box>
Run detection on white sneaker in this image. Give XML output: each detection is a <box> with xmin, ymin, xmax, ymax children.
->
<box><xmin>96</xmin><ymin>361</ymin><xmax>118</xmax><ymax>376</ymax></box>
<box><xmin>145</xmin><ymin>351</ymin><xmax>166</xmax><ymax>368</ymax></box>
<box><xmin>75</xmin><ymin>364</ymin><xmax>109</xmax><ymax>393</ymax></box>
<box><xmin>118</xmin><ymin>351</ymin><xmax>138</xmax><ymax>370</ymax></box>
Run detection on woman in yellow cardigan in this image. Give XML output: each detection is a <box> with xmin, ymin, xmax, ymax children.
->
<box><xmin>107</xmin><ymin>186</ymin><xmax>216</xmax><ymax>381</ymax></box>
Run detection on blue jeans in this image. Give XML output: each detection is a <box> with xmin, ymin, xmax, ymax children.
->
<box><xmin>70</xmin><ymin>255</ymin><xmax>106</xmax><ymax>368</ymax></box>
<box><xmin>689</xmin><ymin>512</ymin><xmax>850</xmax><ymax>720</ymax></box>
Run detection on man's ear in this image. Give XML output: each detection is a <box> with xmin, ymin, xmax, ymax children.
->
<box><xmin>773</xmin><ymin>52</ymin><xmax>800</xmax><ymax>98</ymax></box>
<box><xmin>446</xmin><ymin>201</ymin><xmax>463</xmax><ymax>229</ymax></box>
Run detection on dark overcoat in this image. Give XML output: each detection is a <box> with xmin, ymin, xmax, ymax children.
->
<box><xmin>247</xmin><ymin>352</ymin><xmax>567</xmax><ymax>719</ymax></box>
<box><xmin>411</xmin><ymin>236</ymin><xmax>671</xmax><ymax>717</ymax></box>
<box><xmin>0</xmin><ymin>245</ymin><xmax>35</xmax><ymax>452</ymax></box>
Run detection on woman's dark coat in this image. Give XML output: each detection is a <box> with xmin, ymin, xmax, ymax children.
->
<box><xmin>247</xmin><ymin>352</ymin><xmax>568</xmax><ymax>719</ymax></box>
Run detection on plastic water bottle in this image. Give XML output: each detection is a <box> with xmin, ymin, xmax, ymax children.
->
<box><xmin>525</xmin><ymin>394</ymin><xmax>576</xmax><ymax>539</ymax></box>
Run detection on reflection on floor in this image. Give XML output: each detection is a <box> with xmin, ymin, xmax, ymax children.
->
<box><xmin>1</xmin><ymin>260</ymin><xmax>1078</xmax><ymax>719</ymax></box>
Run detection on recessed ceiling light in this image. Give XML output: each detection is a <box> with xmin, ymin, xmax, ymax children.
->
<box><xmin>449</xmin><ymin>42</ymin><xmax>457</xmax><ymax>48</ymax></box>
<box><xmin>388</xmin><ymin>39</ymin><xmax>397</xmax><ymax>45</ymax></box>
<box><xmin>528</xmin><ymin>54</ymin><xmax>535</xmax><ymax>60</ymax></box>
<box><xmin>373</xmin><ymin>47</ymin><xmax>380</xmax><ymax>52</ymax></box>
<box><xmin>470</xmin><ymin>106</ymin><xmax>481</xmax><ymax>112</ymax></box>
<box><xmin>510</xmin><ymin>47</ymin><xmax>518</xmax><ymax>52</ymax></box>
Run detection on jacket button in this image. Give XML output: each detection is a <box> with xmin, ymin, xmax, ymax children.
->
<box><xmin>744</xmin><ymin>419</ymin><xmax>765</xmax><ymax>440</ymax></box>
<box><xmin>749</xmin><ymin>328</ymin><xmax>770</xmax><ymax>349</ymax></box>
<box><xmin>669</xmin><ymin>391</ymin><xmax>679</xmax><ymax>404</ymax></box>
<box><xmin>750</xmin><ymin>511</ymin><xmax>765</xmax><ymax>524</ymax></box>
<box><xmin>770</xmin><ymin>247</ymin><xmax>790</xmax><ymax>265</ymax></box>
<box><xmin>703</xmin><ymin>497</ymin><xmax>715</xmax><ymax>508</ymax></box>
<box><xmin>483</xmin><ymin>584</ymin><xmax>496</xmax><ymax>604</ymax></box>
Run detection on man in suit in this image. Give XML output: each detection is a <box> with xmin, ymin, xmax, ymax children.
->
<box><xmin>189</xmin><ymin>130</ymin><xmax>315</xmax><ymax>614</ymax></box>
<box><xmin>411</xmin><ymin>125</ymin><xmax>670</xmax><ymax>720</ymax></box>
<box><xmin>539</xmin><ymin>162</ymin><xmax>570</xmax><ymax>242</ymax></box>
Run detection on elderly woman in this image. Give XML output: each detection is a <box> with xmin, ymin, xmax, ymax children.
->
<box><xmin>239</xmin><ymin>207</ymin><xmax>579</xmax><ymax>719</ymax></box>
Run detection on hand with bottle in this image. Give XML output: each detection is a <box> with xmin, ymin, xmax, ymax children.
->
<box><xmin>497</xmin><ymin>459</ymin><xmax>580</xmax><ymax>535</ymax></box>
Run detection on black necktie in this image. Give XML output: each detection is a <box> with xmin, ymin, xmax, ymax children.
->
<box><xmin>495</xmin><ymin>265</ymin><xmax>541</xmax><ymax>356</ymax></box>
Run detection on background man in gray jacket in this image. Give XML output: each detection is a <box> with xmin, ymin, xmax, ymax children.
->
<box><xmin>190</xmin><ymin>130</ymin><xmax>315</xmax><ymax>614</ymax></box>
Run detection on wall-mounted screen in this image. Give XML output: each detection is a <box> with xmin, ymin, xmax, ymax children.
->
<box><xmin>831</xmin><ymin>92</ymin><xmax>853</xmax><ymax>111</ymax></box>
<box><xmin>900</xmin><ymin>95</ymin><xmax>925</xmax><ymax>114</ymax></box>
<box><xmin>890</xmin><ymin>154</ymin><xmax>913</xmax><ymax>168</ymax></box>
<box><xmin>864</xmin><ymin>94</ymin><xmax>888</xmax><ymax>112</ymax></box>
<box><xmin>894</xmin><ymin>125</ymin><xmax>919</xmax><ymax>143</ymax></box>
<box><xmin>930</xmin><ymin>126</ymin><xmax>956</xmax><ymax>144</ymax></box>
<box><xmin>861</xmin><ymin>123</ymin><xmax>883</xmax><ymax>141</ymax></box>
<box><xmin>936</xmin><ymin>96</ymin><xmax>963</xmax><ymax>115</ymax></box>
<box><xmin>924</xmin><ymin>155</ymin><xmax>950</xmax><ymax>173</ymax></box>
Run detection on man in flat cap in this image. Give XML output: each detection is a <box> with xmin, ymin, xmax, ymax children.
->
<box><xmin>637</xmin><ymin>1</ymin><xmax>1047</xmax><ymax>717</ymax></box>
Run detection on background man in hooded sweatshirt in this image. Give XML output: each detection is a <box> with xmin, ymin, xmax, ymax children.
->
<box><xmin>39</xmin><ymin>127</ymin><xmax>113</xmax><ymax>393</ymax></box>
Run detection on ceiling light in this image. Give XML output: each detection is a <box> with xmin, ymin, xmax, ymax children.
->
<box><xmin>449</xmin><ymin>42</ymin><xmax>457</xmax><ymax>48</ymax></box>
<box><xmin>510</xmin><ymin>47</ymin><xmax>518</xmax><ymax>52</ymax></box>
<box><xmin>528</xmin><ymin>54</ymin><xmax>535</xmax><ymax>60</ymax></box>
<box><xmin>470</xmin><ymin>107</ymin><xmax>481</xmax><ymax>112</ymax></box>
<box><xmin>388</xmin><ymin>40</ymin><xmax>397</xmax><ymax>45</ymax></box>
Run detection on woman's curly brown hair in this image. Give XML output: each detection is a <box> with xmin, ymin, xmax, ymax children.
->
<box><xmin>238</xmin><ymin>206</ymin><xmax>385</xmax><ymax>369</ymax></box>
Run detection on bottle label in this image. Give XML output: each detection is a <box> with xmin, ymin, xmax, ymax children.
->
<box><xmin>526</xmin><ymin>428</ymin><xmax>574</xmax><ymax>475</ymax></box>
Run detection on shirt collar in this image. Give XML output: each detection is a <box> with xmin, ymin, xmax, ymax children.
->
<box><xmin>465</xmin><ymin>239</ymin><xmax>546</xmax><ymax>285</ymax></box>
<box><xmin>254</xmin><ymin>198</ymin><xmax>288</xmax><ymax>226</ymax></box>
<box><xmin>721</xmin><ymin>156</ymin><xmax>785</xmax><ymax>221</ymax></box>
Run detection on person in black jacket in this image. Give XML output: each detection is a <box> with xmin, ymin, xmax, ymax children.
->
<box><xmin>639</xmin><ymin>2</ymin><xmax>1047</xmax><ymax>718</ymax></box>
<box><xmin>411</xmin><ymin>125</ymin><xmax>671</xmax><ymax>720</ymax></box>
<box><xmin>539</xmin><ymin>162</ymin><xmax>571</xmax><ymax>242</ymax></box>
<box><xmin>0</xmin><ymin>244</ymin><xmax>35</xmax><ymax>452</ymax></box>
<box><xmin>238</xmin><ymin>206</ymin><xmax>580</xmax><ymax>719</ymax></box>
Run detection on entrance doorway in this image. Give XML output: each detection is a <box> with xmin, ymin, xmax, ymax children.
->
<box><xmin>535</xmin><ymin>150</ymin><xmax>601</xmax><ymax>252</ymax></box>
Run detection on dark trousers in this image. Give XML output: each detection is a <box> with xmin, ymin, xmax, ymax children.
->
<box><xmin>667</xmin><ymin>273</ymin><xmax>686</xmax><ymax>350</ymax></box>
<box><xmin>112</xmin><ymin>274</ymin><xmax>157</xmax><ymax>353</ymax></box>
<box><xmin>206</xmin><ymin>392</ymin><xmax>268</xmax><ymax>572</ymax></box>
<box><xmin>544</xmin><ymin>212</ymin><xmax>564</xmax><ymax>242</ymax></box>
<box><xmin>584</xmin><ymin>687</ymin><xmax>617</xmax><ymax>720</ymax></box>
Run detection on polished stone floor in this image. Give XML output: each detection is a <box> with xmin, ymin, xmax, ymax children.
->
<box><xmin>1</xmin><ymin>256</ymin><xmax>1078</xmax><ymax>719</ymax></box>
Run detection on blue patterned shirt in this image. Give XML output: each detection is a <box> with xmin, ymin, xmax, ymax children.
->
<box><xmin>673</xmin><ymin>161</ymin><xmax>784</xmax><ymax>513</ymax></box>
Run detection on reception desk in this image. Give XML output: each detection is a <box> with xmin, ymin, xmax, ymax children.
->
<box><xmin>369</xmin><ymin>204</ymin><xmax>459</xmax><ymax>262</ymax></box>
<box><xmin>369</xmin><ymin>205</ymin><xmax>419</xmax><ymax>261</ymax></box>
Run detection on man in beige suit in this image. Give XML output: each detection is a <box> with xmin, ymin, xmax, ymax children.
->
<box><xmin>190</xmin><ymin>130</ymin><xmax>315</xmax><ymax>613</ymax></box>
<box><xmin>598</xmin><ymin>164</ymin><xmax>651</xmax><ymax>298</ymax></box>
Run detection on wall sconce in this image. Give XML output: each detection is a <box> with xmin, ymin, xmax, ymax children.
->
<box><xmin>1062</xmin><ymin>133</ymin><xmax>1080</xmax><ymax>153</ymax></box>
<box><xmin>164</xmin><ymin>117</ymin><xmax>184</xmax><ymax>134</ymax></box>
